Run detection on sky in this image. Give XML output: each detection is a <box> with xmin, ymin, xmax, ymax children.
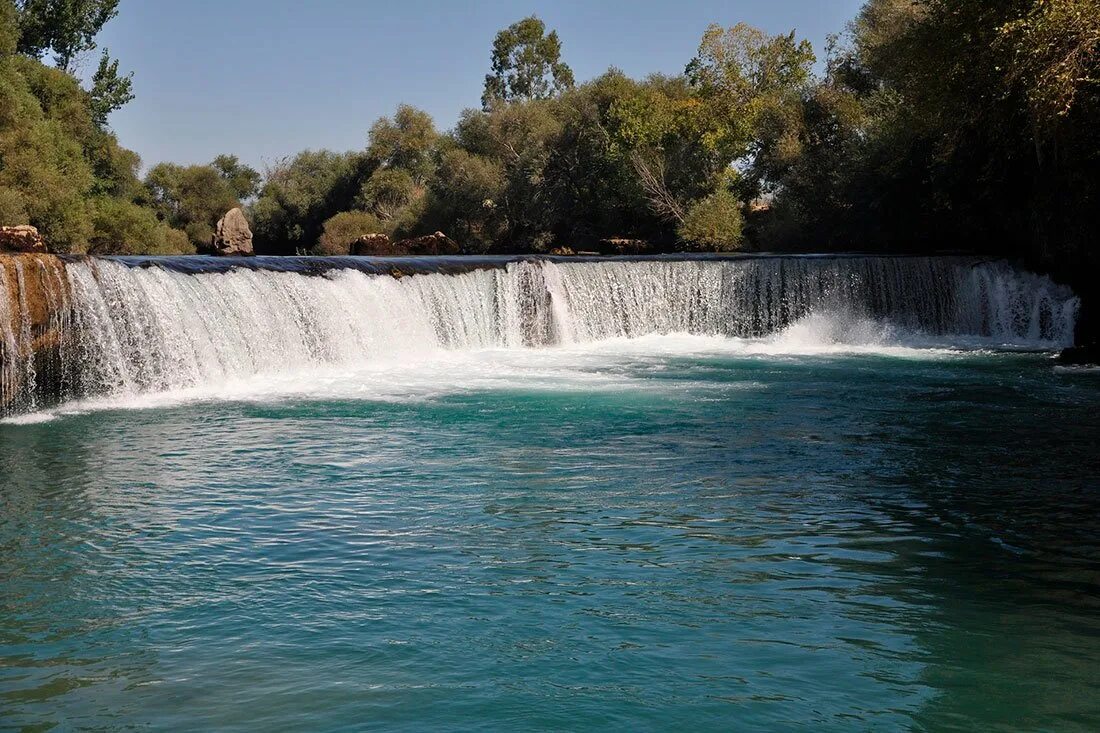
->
<box><xmin>90</xmin><ymin>0</ymin><xmax>866</xmax><ymax>171</ymax></box>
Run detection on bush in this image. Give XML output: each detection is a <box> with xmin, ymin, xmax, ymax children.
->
<box><xmin>677</xmin><ymin>189</ymin><xmax>744</xmax><ymax>251</ymax></box>
<box><xmin>316</xmin><ymin>210</ymin><xmax>384</xmax><ymax>255</ymax></box>
<box><xmin>88</xmin><ymin>197</ymin><xmax>195</xmax><ymax>255</ymax></box>
<box><xmin>0</xmin><ymin>186</ymin><xmax>27</xmax><ymax>225</ymax></box>
<box><xmin>356</xmin><ymin>168</ymin><xmax>416</xmax><ymax>221</ymax></box>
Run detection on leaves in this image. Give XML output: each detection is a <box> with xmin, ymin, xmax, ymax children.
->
<box><xmin>482</xmin><ymin>16</ymin><xmax>575</xmax><ymax>109</ymax></box>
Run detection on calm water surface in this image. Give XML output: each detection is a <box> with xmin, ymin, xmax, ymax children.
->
<box><xmin>2</xmin><ymin>342</ymin><xmax>1099</xmax><ymax>731</ymax></box>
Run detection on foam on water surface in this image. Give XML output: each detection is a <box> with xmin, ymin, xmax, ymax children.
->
<box><xmin>0</xmin><ymin>255</ymin><xmax>1081</xmax><ymax>420</ymax></box>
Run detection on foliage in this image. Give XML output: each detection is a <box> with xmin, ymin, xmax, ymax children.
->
<box><xmin>16</xmin><ymin>0</ymin><xmax>118</xmax><ymax>71</ymax></box>
<box><xmin>250</xmin><ymin>150</ymin><xmax>369</xmax><ymax>253</ymax></box>
<box><xmin>687</xmin><ymin>23</ymin><xmax>815</xmax><ymax>106</ymax></box>
<box><xmin>422</xmin><ymin>148</ymin><xmax>507</xmax><ymax>253</ymax></box>
<box><xmin>316</xmin><ymin>210</ymin><xmax>384</xmax><ymax>255</ymax></box>
<box><xmin>88</xmin><ymin>48</ymin><xmax>132</xmax><ymax>126</ymax></box>
<box><xmin>366</xmin><ymin>105</ymin><xmax>438</xmax><ymax>184</ymax></box>
<box><xmin>0</xmin><ymin>0</ymin><xmax>18</xmax><ymax>56</ymax></box>
<box><xmin>7</xmin><ymin>1</ymin><xmax>1093</xmax><ymax>275</ymax></box>
<box><xmin>212</xmin><ymin>154</ymin><xmax>261</xmax><ymax>200</ymax></box>
<box><xmin>482</xmin><ymin>16</ymin><xmax>574</xmax><ymax>109</ymax></box>
<box><xmin>677</xmin><ymin>188</ymin><xmax>743</xmax><ymax>251</ymax></box>
<box><xmin>88</xmin><ymin>196</ymin><xmax>192</xmax><ymax>255</ymax></box>
<box><xmin>357</xmin><ymin>168</ymin><xmax>416</xmax><ymax>222</ymax></box>
<box><xmin>999</xmin><ymin>0</ymin><xmax>1100</xmax><ymax>126</ymax></box>
<box><xmin>144</xmin><ymin>162</ymin><xmax>239</xmax><ymax>248</ymax></box>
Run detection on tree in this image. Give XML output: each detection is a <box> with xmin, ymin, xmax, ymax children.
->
<box><xmin>687</xmin><ymin>23</ymin><xmax>816</xmax><ymax>106</ymax></box>
<box><xmin>88</xmin><ymin>48</ymin><xmax>132</xmax><ymax>126</ymax></box>
<box><xmin>316</xmin><ymin>210</ymin><xmax>384</xmax><ymax>255</ymax></box>
<box><xmin>482</xmin><ymin>16</ymin><xmax>574</xmax><ymax>109</ymax></box>
<box><xmin>366</xmin><ymin>105</ymin><xmax>438</xmax><ymax>184</ymax></box>
<box><xmin>88</xmin><ymin>196</ymin><xmax>191</xmax><ymax>255</ymax></box>
<box><xmin>250</xmin><ymin>150</ymin><xmax>370</xmax><ymax>253</ymax></box>
<box><xmin>144</xmin><ymin>162</ymin><xmax>239</xmax><ymax>247</ymax></box>
<box><xmin>212</xmin><ymin>154</ymin><xmax>261</xmax><ymax>200</ymax></box>
<box><xmin>677</xmin><ymin>188</ymin><xmax>744</xmax><ymax>251</ymax></box>
<box><xmin>999</xmin><ymin>0</ymin><xmax>1100</xmax><ymax>128</ymax></box>
<box><xmin>357</xmin><ymin>168</ymin><xmax>416</xmax><ymax>222</ymax></box>
<box><xmin>16</xmin><ymin>0</ymin><xmax>119</xmax><ymax>72</ymax></box>
<box><xmin>0</xmin><ymin>0</ymin><xmax>19</xmax><ymax>56</ymax></box>
<box><xmin>422</xmin><ymin>148</ymin><xmax>506</xmax><ymax>252</ymax></box>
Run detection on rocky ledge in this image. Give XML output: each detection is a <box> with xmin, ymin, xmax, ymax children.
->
<box><xmin>0</xmin><ymin>225</ymin><xmax>48</xmax><ymax>254</ymax></box>
<box><xmin>352</xmin><ymin>231</ymin><xmax>460</xmax><ymax>256</ymax></box>
<box><xmin>0</xmin><ymin>253</ymin><xmax>71</xmax><ymax>413</ymax></box>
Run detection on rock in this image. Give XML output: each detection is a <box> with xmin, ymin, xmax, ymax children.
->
<box><xmin>549</xmin><ymin>246</ymin><xmax>575</xmax><ymax>256</ymax></box>
<box><xmin>0</xmin><ymin>225</ymin><xmax>47</xmax><ymax>253</ymax></box>
<box><xmin>351</xmin><ymin>233</ymin><xmax>394</xmax><ymax>256</ymax></box>
<box><xmin>390</xmin><ymin>231</ymin><xmax>460</xmax><ymax>256</ymax></box>
<box><xmin>210</xmin><ymin>208</ymin><xmax>253</xmax><ymax>256</ymax></box>
<box><xmin>1057</xmin><ymin>345</ymin><xmax>1100</xmax><ymax>366</ymax></box>
<box><xmin>597</xmin><ymin>238</ymin><xmax>651</xmax><ymax>255</ymax></box>
<box><xmin>0</xmin><ymin>254</ymin><xmax>70</xmax><ymax>414</ymax></box>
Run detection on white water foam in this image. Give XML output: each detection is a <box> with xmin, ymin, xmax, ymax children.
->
<box><xmin>0</xmin><ymin>256</ymin><xmax>1081</xmax><ymax>421</ymax></box>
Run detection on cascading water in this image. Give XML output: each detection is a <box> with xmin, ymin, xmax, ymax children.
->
<box><xmin>0</xmin><ymin>255</ymin><xmax>1080</xmax><ymax>417</ymax></box>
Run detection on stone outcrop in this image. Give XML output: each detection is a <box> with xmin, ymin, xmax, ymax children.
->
<box><xmin>348</xmin><ymin>232</ymin><xmax>459</xmax><ymax>256</ymax></box>
<box><xmin>210</xmin><ymin>208</ymin><xmax>253</xmax><ymax>256</ymax></box>
<box><xmin>0</xmin><ymin>254</ymin><xmax>71</xmax><ymax>414</ymax></box>
<box><xmin>0</xmin><ymin>225</ymin><xmax>47</xmax><ymax>253</ymax></box>
<box><xmin>596</xmin><ymin>238</ymin><xmax>651</xmax><ymax>255</ymax></box>
<box><xmin>351</xmin><ymin>233</ymin><xmax>394</xmax><ymax>256</ymax></box>
<box><xmin>390</xmin><ymin>231</ymin><xmax>460</xmax><ymax>256</ymax></box>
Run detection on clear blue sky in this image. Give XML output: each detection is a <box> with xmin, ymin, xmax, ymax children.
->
<box><xmin>93</xmin><ymin>0</ymin><xmax>865</xmax><ymax>171</ymax></box>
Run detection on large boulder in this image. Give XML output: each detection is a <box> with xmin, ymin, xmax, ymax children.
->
<box><xmin>390</xmin><ymin>231</ymin><xmax>460</xmax><ymax>256</ymax></box>
<box><xmin>210</xmin><ymin>208</ymin><xmax>253</xmax><ymax>256</ymax></box>
<box><xmin>351</xmin><ymin>233</ymin><xmax>394</xmax><ymax>256</ymax></box>
<box><xmin>0</xmin><ymin>225</ymin><xmax>47</xmax><ymax>253</ymax></box>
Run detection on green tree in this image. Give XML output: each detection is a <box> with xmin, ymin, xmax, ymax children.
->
<box><xmin>687</xmin><ymin>23</ymin><xmax>816</xmax><ymax>106</ymax></box>
<box><xmin>357</xmin><ymin>168</ymin><xmax>416</xmax><ymax>222</ymax></box>
<box><xmin>0</xmin><ymin>0</ymin><xmax>19</xmax><ymax>56</ymax></box>
<box><xmin>316</xmin><ymin>210</ymin><xmax>384</xmax><ymax>255</ymax></box>
<box><xmin>88</xmin><ymin>48</ymin><xmax>132</xmax><ymax>126</ymax></box>
<box><xmin>999</xmin><ymin>0</ymin><xmax>1100</xmax><ymax>127</ymax></box>
<box><xmin>212</xmin><ymin>154</ymin><xmax>261</xmax><ymax>200</ymax></box>
<box><xmin>482</xmin><ymin>16</ymin><xmax>574</xmax><ymax>109</ymax></box>
<box><xmin>366</xmin><ymin>105</ymin><xmax>438</xmax><ymax>184</ymax></box>
<box><xmin>16</xmin><ymin>0</ymin><xmax>118</xmax><ymax>72</ymax></box>
<box><xmin>144</xmin><ymin>162</ymin><xmax>239</xmax><ymax>247</ymax></box>
<box><xmin>250</xmin><ymin>150</ymin><xmax>370</xmax><ymax>253</ymax></box>
<box><xmin>677</xmin><ymin>188</ymin><xmax>744</xmax><ymax>251</ymax></box>
<box><xmin>422</xmin><ymin>148</ymin><xmax>506</xmax><ymax>253</ymax></box>
<box><xmin>88</xmin><ymin>196</ymin><xmax>192</xmax><ymax>255</ymax></box>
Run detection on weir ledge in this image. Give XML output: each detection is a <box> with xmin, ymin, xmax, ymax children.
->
<box><xmin>0</xmin><ymin>252</ymin><xmax>1087</xmax><ymax>417</ymax></box>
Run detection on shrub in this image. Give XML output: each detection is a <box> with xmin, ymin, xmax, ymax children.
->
<box><xmin>87</xmin><ymin>197</ymin><xmax>194</xmax><ymax>255</ymax></box>
<box><xmin>0</xmin><ymin>186</ymin><xmax>27</xmax><ymax>225</ymax></box>
<box><xmin>316</xmin><ymin>210</ymin><xmax>384</xmax><ymax>255</ymax></box>
<box><xmin>677</xmin><ymin>189</ymin><xmax>744</xmax><ymax>251</ymax></box>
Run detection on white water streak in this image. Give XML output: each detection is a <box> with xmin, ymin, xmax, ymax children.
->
<box><xmin>0</xmin><ymin>257</ymin><xmax>1082</xmax><ymax>415</ymax></box>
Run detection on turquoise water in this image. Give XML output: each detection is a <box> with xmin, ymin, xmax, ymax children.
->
<box><xmin>2</xmin><ymin>340</ymin><xmax>1100</xmax><ymax>731</ymax></box>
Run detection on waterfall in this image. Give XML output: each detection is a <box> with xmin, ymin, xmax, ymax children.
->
<box><xmin>0</xmin><ymin>255</ymin><xmax>1080</xmax><ymax>416</ymax></box>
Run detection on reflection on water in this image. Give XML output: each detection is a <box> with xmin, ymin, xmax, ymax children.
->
<box><xmin>2</xmin><ymin>348</ymin><xmax>1099</xmax><ymax>731</ymax></box>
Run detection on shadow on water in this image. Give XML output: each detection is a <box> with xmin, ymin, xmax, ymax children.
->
<box><xmin>821</xmin><ymin>359</ymin><xmax>1100</xmax><ymax>731</ymax></box>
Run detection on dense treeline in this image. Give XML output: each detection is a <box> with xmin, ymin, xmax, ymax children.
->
<box><xmin>0</xmin><ymin>0</ymin><xmax>255</xmax><ymax>254</ymax></box>
<box><xmin>248</xmin><ymin>16</ymin><xmax>811</xmax><ymax>256</ymax></box>
<box><xmin>1</xmin><ymin>1</ymin><xmax>1098</xmax><ymax>292</ymax></box>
